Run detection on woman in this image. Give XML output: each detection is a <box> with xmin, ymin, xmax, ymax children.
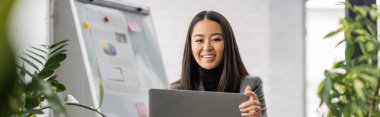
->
<box><xmin>171</xmin><ymin>11</ymin><xmax>268</xmax><ymax>117</ymax></box>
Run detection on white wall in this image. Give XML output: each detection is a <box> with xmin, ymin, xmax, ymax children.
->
<box><xmin>9</xmin><ymin>0</ymin><xmax>50</xmax><ymax>51</ymax></box>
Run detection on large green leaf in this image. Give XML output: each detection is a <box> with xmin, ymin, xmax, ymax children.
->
<box><xmin>50</xmin><ymin>44</ymin><xmax>68</xmax><ymax>55</ymax></box>
<box><xmin>353</xmin><ymin>29</ymin><xmax>367</xmax><ymax>35</ymax></box>
<box><xmin>50</xmin><ymin>80</ymin><xmax>66</xmax><ymax>92</ymax></box>
<box><xmin>44</xmin><ymin>63</ymin><xmax>60</xmax><ymax>71</ymax></box>
<box><xmin>345</xmin><ymin>43</ymin><xmax>354</xmax><ymax>63</ymax></box>
<box><xmin>355</xmin><ymin>7</ymin><xmax>368</xmax><ymax>17</ymax></box>
<box><xmin>45</xmin><ymin>54</ymin><xmax>66</xmax><ymax>67</ymax></box>
<box><xmin>369</xmin><ymin>9</ymin><xmax>378</xmax><ymax>21</ymax></box>
<box><xmin>38</xmin><ymin>69</ymin><xmax>54</xmax><ymax>79</ymax></box>
<box><xmin>353</xmin><ymin>80</ymin><xmax>365</xmax><ymax>101</ymax></box>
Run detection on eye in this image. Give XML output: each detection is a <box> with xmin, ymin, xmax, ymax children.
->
<box><xmin>194</xmin><ymin>39</ymin><xmax>204</xmax><ymax>43</ymax></box>
<box><xmin>212</xmin><ymin>38</ymin><xmax>222</xmax><ymax>42</ymax></box>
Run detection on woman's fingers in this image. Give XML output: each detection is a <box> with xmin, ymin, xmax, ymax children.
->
<box><xmin>240</xmin><ymin>105</ymin><xmax>256</xmax><ymax>112</ymax></box>
<box><xmin>244</xmin><ymin>85</ymin><xmax>258</xmax><ymax>101</ymax></box>
<box><xmin>239</xmin><ymin>99</ymin><xmax>261</xmax><ymax>109</ymax></box>
<box><xmin>241</xmin><ymin>85</ymin><xmax>261</xmax><ymax>117</ymax></box>
<box><xmin>239</xmin><ymin>100</ymin><xmax>254</xmax><ymax>109</ymax></box>
<box><xmin>240</xmin><ymin>107</ymin><xmax>260</xmax><ymax>117</ymax></box>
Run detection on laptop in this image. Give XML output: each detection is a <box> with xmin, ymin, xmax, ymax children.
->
<box><xmin>149</xmin><ymin>89</ymin><xmax>248</xmax><ymax>117</ymax></box>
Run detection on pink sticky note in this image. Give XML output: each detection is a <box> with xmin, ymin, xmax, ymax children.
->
<box><xmin>135</xmin><ymin>102</ymin><xmax>147</xmax><ymax>117</ymax></box>
<box><xmin>128</xmin><ymin>20</ymin><xmax>141</xmax><ymax>32</ymax></box>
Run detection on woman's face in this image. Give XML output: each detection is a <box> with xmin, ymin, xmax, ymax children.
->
<box><xmin>191</xmin><ymin>19</ymin><xmax>224</xmax><ymax>69</ymax></box>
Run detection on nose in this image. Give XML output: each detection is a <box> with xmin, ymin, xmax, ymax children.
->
<box><xmin>202</xmin><ymin>40</ymin><xmax>214</xmax><ymax>52</ymax></box>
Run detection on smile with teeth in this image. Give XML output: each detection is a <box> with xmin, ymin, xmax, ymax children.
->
<box><xmin>201</xmin><ymin>55</ymin><xmax>216</xmax><ymax>61</ymax></box>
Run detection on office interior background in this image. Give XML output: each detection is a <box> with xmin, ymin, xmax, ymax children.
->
<box><xmin>8</xmin><ymin>0</ymin><xmax>373</xmax><ymax>116</ymax></box>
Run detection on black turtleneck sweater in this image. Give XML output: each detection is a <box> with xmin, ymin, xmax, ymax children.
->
<box><xmin>199</xmin><ymin>64</ymin><xmax>224</xmax><ymax>91</ymax></box>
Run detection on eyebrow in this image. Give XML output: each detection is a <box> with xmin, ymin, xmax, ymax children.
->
<box><xmin>193</xmin><ymin>33</ymin><xmax>222</xmax><ymax>37</ymax></box>
<box><xmin>210</xmin><ymin>33</ymin><xmax>222</xmax><ymax>36</ymax></box>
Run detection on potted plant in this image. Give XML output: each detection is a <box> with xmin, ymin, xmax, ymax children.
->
<box><xmin>318</xmin><ymin>2</ymin><xmax>380</xmax><ymax>117</ymax></box>
<box><xmin>0</xmin><ymin>1</ymin><xmax>105</xmax><ymax>116</ymax></box>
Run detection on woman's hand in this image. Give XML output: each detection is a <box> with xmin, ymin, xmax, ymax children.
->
<box><xmin>239</xmin><ymin>85</ymin><xmax>261</xmax><ymax>117</ymax></box>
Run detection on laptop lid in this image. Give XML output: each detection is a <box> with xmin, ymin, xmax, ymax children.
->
<box><xmin>149</xmin><ymin>89</ymin><xmax>248</xmax><ymax>117</ymax></box>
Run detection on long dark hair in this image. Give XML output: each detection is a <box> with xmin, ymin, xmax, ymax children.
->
<box><xmin>174</xmin><ymin>11</ymin><xmax>249</xmax><ymax>92</ymax></box>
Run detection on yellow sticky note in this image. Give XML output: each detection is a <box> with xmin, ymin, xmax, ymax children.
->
<box><xmin>84</xmin><ymin>21</ymin><xmax>90</xmax><ymax>30</ymax></box>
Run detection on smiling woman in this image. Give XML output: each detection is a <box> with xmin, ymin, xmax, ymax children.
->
<box><xmin>191</xmin><ymin>19</ymin><xmax>224</xmax><ymax>70</ymax></box>
<box><xmin>171</xmin><ymin>11</ymin><xmax>268</xmax><ymax>117</ymax></box>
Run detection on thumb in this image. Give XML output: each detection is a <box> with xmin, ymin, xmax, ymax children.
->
<box><xmin>245</xmin><ymin>85</ymin><xmax>251</xmax><ymax>94</ymax></box>
<box><xmin>244</xmin><ymin>85</ymin><xmax>257</xmax><ymax>100</ymax></box>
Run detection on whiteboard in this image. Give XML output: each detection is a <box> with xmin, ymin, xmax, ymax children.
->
<box><xmin>54</xmin><ymin>0</ymin><xmax>168</xmax><ymax>117</ymax></box>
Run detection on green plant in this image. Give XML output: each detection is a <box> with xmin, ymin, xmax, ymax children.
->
<box><xmin>16</xmin><ymin>40</ymin><xmax>106</xmax><ymax>117</ymax></box>
<box><xmin>8</xmin><ymin>40</ymin><xmax>106</xmax><ymax>117</ymax></box>
<box><xmin>15</xmin><ymin>40</ymin><xmax>69</xmax><ymax>117</ymax></box>
<box><xmin>318</xmin><ymin>3</ymin><xmax>380</xmax><ymax>117</ymax></box>
<box><xmin>0</xmin><ymin>1</ymin><xmax>106</xmax><ymax>116</ymax></box>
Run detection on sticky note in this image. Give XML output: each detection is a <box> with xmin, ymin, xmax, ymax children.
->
<box><xmin>128</xmin><ymin>20</ymin><xmax>141</xmax><ymax>32</ymax></box>
<box><xmin>84</xmin><ymin>21</ymin><xmax>90</xmax><ymax>30</ymax></box>
<box><xmin>135</xmin><ymin>102</ymin><xmax>147</xmax><ymax>117</ymax></box>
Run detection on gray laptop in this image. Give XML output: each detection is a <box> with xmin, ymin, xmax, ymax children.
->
<box><xmin>149</xmin><ymin>89</ymin><xmax>248</xmax><ymax>117</ymax></box>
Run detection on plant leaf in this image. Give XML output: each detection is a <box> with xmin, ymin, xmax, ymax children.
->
<box><xmin>28</xmin><ymin>114</ymin><xmax>37</xmax><ymax>117</ymax></box>
<box><xmin>16</xmin><ymin>64</ymin><xmax>33</xmax><ymax>77</ymax></box>
<box><xmin>49</xmin><ymin>50</ymin><xmax>67</xmax><ymax>58</ymax></box>
<box><xmin>324</xmin><ymin>28</ymin><xmax>343</xmax><ymax>39</ymax></box>
<box><xmin>356</xmin><ymin>7</ymin><xmax>368</xmax><ymax>17</ymax></box>
<box><xmin>31</xmin><ymin>47</ymin><xmax>47</xmax><ymax>54</ymax></box>
<box><xmin>18</xmin><ymin>63</ymin><xmax>26</xmax><ymax>77</ymax></box>
<box><xmin>49</xmin><ymin>40</ymin><xmax>69</xmax><ymax>49</ymax></box>
<box><xmin>50</xmin><ymin>44</ymin><xmax>68</xmax><ymax>55</ymax></box>
<box><xmin>335</xmin><ymin>39</ymin><xmax>345</xmax><ymax>47</ymax></box>
<box><xmin>24</xmin><ymin>52</ymin><xmax>43</xmax><ymax>65</ymax></box>
<box><xmin>369</xmin><ymin>9</ymin><xmax>378</xmax><ymax>21</ymax></box>
<box><xmin>47</xmin><ymin>74</ymin><xmax>58</xmax><ymax>81</ymax></box>
<box><xmin>343</xmin><ymin>2</ymin><xmax>352</xmax><ymax>10</ymax></box>
<box><xmin>38</xmin><ymin>69</ymin><xmax>54</xmax><ymax>79</ymax></box>
<box><xmin>353</xmin><ymin>29</ymin><xmax>367</xmax><ymax>35</ymax></box>
<box><xmin>345</xmin><ymin>43</ymin><xmax>354</xmax><ymax>63</ymax></box>
<box><xmin>51</xmin><ymin>80</ymin><xmax>66</xmax><ymax>92</ymax></box>
<box><xmin>353</xmin><ymin>80</ymin><xmax>365</xmax><ymax>101</ymax></box>
<box><xmin>27</xmin><ymin>49</ymin><xmax>46</xmax><ymax>61</ymax></box>
<box><xmin>19</xmin><ymin>56</ymin><xmax>40</xmax><ymax>71</ymax></box>
<box><xmin>45</xmin><ymin>63</ymin><xmax>60</xmax><ymax>71</ymax></box>
<box><xmin>45</xmin><ymin>54</ymin><xmax>66</xmax><ymax>67</ymax></box>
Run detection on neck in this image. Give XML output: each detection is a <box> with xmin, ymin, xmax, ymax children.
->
<box><xmin>199</xmin><ymin>63</ymin><xmax>224</xmax><ymax>91</ymax></box>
